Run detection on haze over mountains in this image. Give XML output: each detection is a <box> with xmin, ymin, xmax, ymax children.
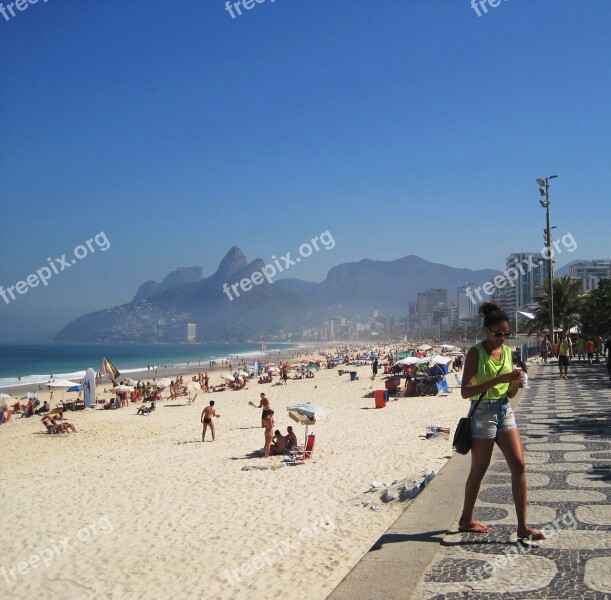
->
<box><xmin>54</xmin><ymin>248</ymin><xmax>500</xmax><ymax>343</ymax></box>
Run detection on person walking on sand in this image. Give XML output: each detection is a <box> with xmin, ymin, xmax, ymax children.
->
<box><xmin>558</xmin><ymin>330</ymin><xmax>573</xmax><ymax>379</ymax></box>
<box><xmin>263</xmin><ymin>410</ymin><xmax>275</xmax><ymax>458</ymax></box>
<box><xmin>201</xmin><ymin>400</ymin><xmax>220</xmax><ymax>442</ymax></box>
<box><xmin>459</xmin><ymin>301</ymin><xmax>544</xmax><ymax>542</ymax></box>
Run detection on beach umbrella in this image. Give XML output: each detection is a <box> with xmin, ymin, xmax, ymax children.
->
<box><xmin>430</xmin><ymin>355</ymin><xmax>453</xmax><ymax>365</ymax></box>
<box><xmin>237</xmin><ymin>371</ymin><xmax>249</xmax><ymax>378</ymax></box>
<box><xmin>187</xmin><ymin>381</ymin><xmax>201</xmax><ymax>401</ymax></box>
<box><xmin>220</xmin><ymin>373</ymin><xmax>235</xmax><ymax>382</ymax></box>
<box><xmin>154</xmin><ymin>378</ymin><xmax>172</xmax><ymax>388</ymax></box>
<box><xmin>287</xmin><ymin>403</ymin><xmax>328</xmax><ymax>445</ymax></box>
<box><xmin>67</xmin><ymin>385</ymin><xmax>84</xmax><ymax>392</ymax></box>
<box><xmin>0</xmin><ymin>396</ymin><xmax>10</xmax><ymax>410</ymax></box>
<box><xmin>393</xmin><ymin>357</ymin><xmax>427</xmax><ymax>367</ymax></box>
<box><xmin>111</xmin><ymin>385</ymin><xmax>134</xmax><ymax>393</ymax></box>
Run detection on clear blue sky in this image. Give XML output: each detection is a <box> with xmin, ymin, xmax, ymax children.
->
<box><xmin>1</xmin><ymin>0</ymin><xmax>610</xmax><ymax>340</ymax></box>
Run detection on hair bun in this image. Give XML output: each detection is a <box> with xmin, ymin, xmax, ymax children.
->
<box><xmin>479</xmin><ymin>301</ymin><xmax>501</xmax><ymax>317</ymax></box>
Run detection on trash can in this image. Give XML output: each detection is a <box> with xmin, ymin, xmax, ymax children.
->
<box><xmin>338</xmin><ymin>369</ymin><xmax>344</xmax><ymax>376</ymax></box>
<box><xmin>350</xmin><ymin>371</ymin><xmax>357</xmax><ymax>381</ymax></box>
<box><xmin>374</xmin><ymin>390</ymin><xmax>386</xmax><ymax>408</ymax></box>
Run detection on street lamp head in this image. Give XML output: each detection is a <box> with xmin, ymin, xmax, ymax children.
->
<box><xmin>536</xmin><ymin>178</ymin><xmax>546</xmax><ymax>186</ymax></box>
<box><xmin>539</xmin><ymin>188</ymin><xmax>546</xmax><ymax>197</ymax></box>
<box><xmin>548</xmin><ymin>175</ymin><xmax>558</xmax><ymax>180</ymax></box>
<box><xmin>539</xmin><ymin>200</ymin><xmax>550</xmax><ymax>208</ymax></box>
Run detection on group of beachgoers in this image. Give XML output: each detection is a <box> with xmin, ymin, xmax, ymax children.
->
<box><xmin>540</xmin><ymin>331</ymin><xmax>611</xmax><ymax>379</ymax></box>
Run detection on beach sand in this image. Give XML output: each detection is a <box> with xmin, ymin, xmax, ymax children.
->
<box><xmin>0</xmin><ymin>359</ymin><xmax>468</xmax><ymax>599</ymax></box>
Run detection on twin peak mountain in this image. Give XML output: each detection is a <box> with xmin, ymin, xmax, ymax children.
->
<box><xmin>55</xmin><ymin>247</ymin><xmax>498</xmax><ymax>342</ymax></box>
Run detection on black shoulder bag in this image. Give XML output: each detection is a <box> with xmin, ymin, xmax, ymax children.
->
<box><xmin>452</xmin><ymin>363</ymin><xmax>504</xmax><ymax>455</ymax></box>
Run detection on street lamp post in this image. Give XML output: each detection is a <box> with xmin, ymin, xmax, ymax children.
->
<box><xmin>537</xmin><ymin>176</ymin><xmax>557</xmax><ymax>346</ymax></box>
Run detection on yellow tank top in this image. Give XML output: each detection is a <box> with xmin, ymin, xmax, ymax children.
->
<box><xmin>470</xmin><ymin>342</ymin><xmax>512</xmax><ymax>401</ymax></box>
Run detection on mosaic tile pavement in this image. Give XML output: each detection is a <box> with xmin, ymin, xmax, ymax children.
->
<box><xmin>412</xmin><ymin>361</ymin><xmax>611</xmax><ymax>599</ymax></box>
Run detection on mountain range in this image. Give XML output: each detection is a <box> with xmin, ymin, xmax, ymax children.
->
<box><xmin>54</xmin><ymin>248</ymin><xmax>500</xmax><ymax>343</ymax></box>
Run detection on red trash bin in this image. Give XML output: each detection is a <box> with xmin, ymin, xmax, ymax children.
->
<box><xmin>374</xmin><ymin>390</ymin><xmax>386</xmax><ymax>408</ymax></box>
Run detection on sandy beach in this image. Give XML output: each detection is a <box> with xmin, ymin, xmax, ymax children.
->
<box><xmin>0</xmin><ymin>353</ymin><xmax>468</xmax><ymax>600</ymax></box>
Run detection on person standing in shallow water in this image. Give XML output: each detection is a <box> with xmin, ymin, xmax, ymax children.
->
<box><xmin>459</xmin><ymin>301</ymin><xmax>544</xmax><ymax>542</ymax></box>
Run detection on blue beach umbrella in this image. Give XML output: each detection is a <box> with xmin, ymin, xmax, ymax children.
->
<box><xmin>67</xmin><ymin>385</ymin><xmax>84</xmax><ymax>392</ymax></box>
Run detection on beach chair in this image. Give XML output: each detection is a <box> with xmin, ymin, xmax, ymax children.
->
<box><xmin>289</xmin><ymin>434</ymin><xmax>316</xmax><ymax>462</ymax></box>
<box><xmin>436</xmin><ymin>378</ymin><xmax>449</xmax><ymax>396</ymax></box>
<box><xmin>454</xmin><ymin>374</ymin><xmax>462</xmax><ymax>387</ymax></box>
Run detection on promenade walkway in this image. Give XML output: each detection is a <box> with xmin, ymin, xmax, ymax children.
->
<box><xmin>329</xmin><ymin>360</ymin><xmax>611</xmax><ymax>599</ymax></box>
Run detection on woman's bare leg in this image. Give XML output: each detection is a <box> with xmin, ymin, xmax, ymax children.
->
<box><xmin>496</xmin><ymin>428</ymin><xmax>544</xmax><ymax>539</ymax></box>
<box><xmin>459</xmin><ymin>437</ymin><xmax>495</xmax><ymax>532</ymax></box>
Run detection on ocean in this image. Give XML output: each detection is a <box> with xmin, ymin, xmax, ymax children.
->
<box><xmin>0</xmin><ymin>342</ymin><xmax>303</xmax><ymax>388</ymax></box>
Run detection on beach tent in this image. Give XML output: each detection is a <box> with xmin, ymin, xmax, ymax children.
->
<box><xmin>287</xmin><ymin>403</ymin><xmax>328</xmax><ymax>446</ymax></box>
<box><xmin>46</xmin><ymin>379</ymin><xmax>81</xmax><ymax>402</ymax></box>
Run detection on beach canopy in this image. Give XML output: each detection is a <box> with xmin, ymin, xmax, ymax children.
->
<box><xmin>47</xmin><ymin>379</ymin><xmax>81</xmax><ymax>388</ymax></box>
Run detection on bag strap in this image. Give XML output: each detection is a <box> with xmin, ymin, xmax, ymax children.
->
<box><xmin>467</xmin><ymin>361</ymin><xmax>506</xmax><ymax>417</ymax></box>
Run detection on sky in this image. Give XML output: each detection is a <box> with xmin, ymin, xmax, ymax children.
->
<box><xmin>1</xmin><ymin>0</ymin><xmax>610</xmax><ymax>341</ymax></box>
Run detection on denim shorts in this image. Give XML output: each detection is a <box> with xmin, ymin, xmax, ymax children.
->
<box><xmin>470</xmin><ymin>400</ymin><xmax>517</xmax><ymax>440</ymax></box>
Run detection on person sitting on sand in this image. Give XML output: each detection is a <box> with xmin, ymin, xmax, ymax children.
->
<box><xmin>263</xmin><ymin>410</ymin><xmax>275</xmax><ymax>458</ymax></box>
<box><xmin>201</xmin><ymin>400</ymin><xmax>220</xmax><ymax>442</ymax></box>
<box><xmin>285</xmin><ymin>426</ymin><xmax>298</xmax><ymax>449</ymax></box>
<box><xmin>136</xmin><ymin>403</ymin><xmax>150</xmax><ymax>415</ymax></box>
<box><xmin>271</xmin><ymin>430</ymin><xmax>287</xmax><ymax>455</ymax></box>
<box><xmin>35</xmin><ymin>400</ymin><xmax>50</xmax><ymax>415</ymax></box>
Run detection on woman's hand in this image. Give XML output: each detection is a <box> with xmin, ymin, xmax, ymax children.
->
<box><xmin>497</xmin><ymin>370</ymin><xmax>522</xmax><ymax>384</ymax></box>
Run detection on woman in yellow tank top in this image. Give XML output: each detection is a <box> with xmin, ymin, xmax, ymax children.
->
<box><xmin>459</xmin><ymin>301</ymin><xmax>544</xmax><ymax>541</ymax></box>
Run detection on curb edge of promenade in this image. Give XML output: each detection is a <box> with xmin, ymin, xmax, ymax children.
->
<box><xmin>327</xmin><ymin>384</ymin><xmax>528</xmax><ymax>600</ymax></box>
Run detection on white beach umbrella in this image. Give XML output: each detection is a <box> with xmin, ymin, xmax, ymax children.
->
<box><xmin>287</xmin><ymin>403</ymin><xmax>328</xmax><ymax>445</ymax></box>
<box><xmin>111</xmin><ymin>385</ymin><xmax>134</xmax><ymax>393</ymax></box>
<box><xmin>416</xmin><ymin>344</ymin><xmax>432</xmax><ymax>352</ymax></box>
<box><xmin>154</xmin><ymin>378</ymin><xmax>172</xmax><ymax>388</ymax></box>
<box><xmin>430</xmin><ymin>355</ymin><xmax>453</xmax><ymax>365</ymax></box>
<box><xmin>393</xmin><ymin>357</ymin><xmax>428</xmax><ymax>367</ymax></box>
<box><xmin>220</xmin><ymin>373</ymin><xmax>235</xmax><ymax>382</ymax></box>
